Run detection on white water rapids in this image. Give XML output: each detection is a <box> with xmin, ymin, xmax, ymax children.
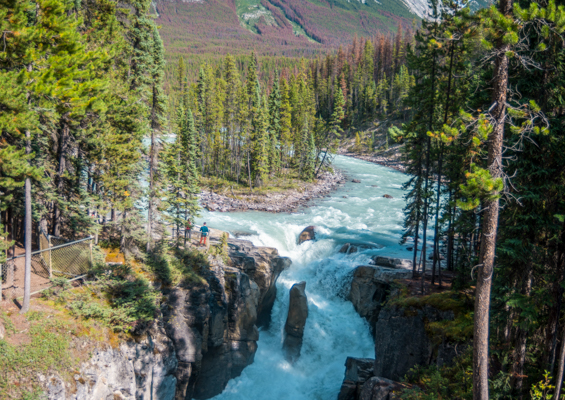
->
<box><xmin>197</xmin><ymin>156</ymin><xmax>411</xmax><ymax>400</ymax></box>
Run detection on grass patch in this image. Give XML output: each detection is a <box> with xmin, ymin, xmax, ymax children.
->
<box><xmin>0</xmin><ymin>313</ymin><xmax>76</xmax><ymax>399</ymax></box>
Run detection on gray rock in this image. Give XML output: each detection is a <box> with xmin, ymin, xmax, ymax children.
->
<box><xmin>359</xmin><ymin>376</ymin><xmax>402</xmax><ymax>400</ymax></box>
<box><xmin>44</xmin><ymin>239</ymin><xmax>290</xmax><ymax>400</ymax></box>
<box><xmin>48</xmin><ymin>323</ymin><xmax>177</xmax><ymax>400</ymax></box>
<box><xmin>283</xmin><ymin>281</ymin><xmax>309</xmax><ymax>363</ymax></box>
<box><xmin>371</xmin><ymin>257</ymin><xmax>412</xmax><ymax>270</ymax></box>
<box><xmin>352</xmin><ymin>179</ymin><xmax>361</xmax><ymax>183</ymax></box>
<box><xmin>298</xmin><ymin>226</ymin><xmax>316</xmax><ymax>244</ymax></box>
<box><xmin>340</xmin><ymin>243</ymin><xmax>358</xmax><ymax>254</ymax></box>
<box><xmin>337</xmin><ymin>357</ymin><xmax>375</xmax><ymax>400</ymax></box>
<box><xmin>374</xmin><ymin>305</ymin><xmax>455</xmax><ymax>381</ymax></box>
<box><xmin>349</xmin><ymin>267</ymin><xmax>391</xmax><ymax>334</ymax></box>
<box><xmin>340</xmin><ymin>243</ymin><xmax>382</xmax><ymax>254</ymax></box>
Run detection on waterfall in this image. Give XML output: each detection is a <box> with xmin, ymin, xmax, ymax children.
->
<box><xmin>198</xmin><ymin>155</ymin><xmax>410</xmax><ymax>399</ymax></box>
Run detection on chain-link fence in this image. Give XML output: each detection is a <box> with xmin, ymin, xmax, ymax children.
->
<box><xmin>1</xmin><ymin>232</ymin><xmax>93</xmax><ymax>300</ymax></box>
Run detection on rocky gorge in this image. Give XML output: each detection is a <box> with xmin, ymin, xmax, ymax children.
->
<box><xmin>44</xmin><ymin>238</ymin><xmax>291</xmax><ymax>400</ymax></box>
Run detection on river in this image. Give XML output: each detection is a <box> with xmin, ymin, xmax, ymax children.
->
<box><xmin>195</xmin><ymin>155</ymin><xmax>410</xmax><ymax>400</ymax></box>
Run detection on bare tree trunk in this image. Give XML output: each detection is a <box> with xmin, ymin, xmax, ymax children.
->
<box><xmin>472</xmin><ymin>0</ymin><xmax>512</xmax><ymax>395</ymax></box>
<box><xmin>147</xmin><ymin>129</ymin><xmax>156</xmax><ymax>252</ymax></box>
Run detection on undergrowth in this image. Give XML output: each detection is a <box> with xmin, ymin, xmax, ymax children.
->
<box><xmin>388</xmin><ymin>290</ymin><xmax>475</xmax><ymax>344</ymax></box>
<box><xmin>145</xmin><ymin>241</ymin><xmax>208</xmax><ymax>286</ymax></box>
<box><xmin>43</xmin><ymin>263</ymin><xmax>159</xmax><ymax>334</ymax></box>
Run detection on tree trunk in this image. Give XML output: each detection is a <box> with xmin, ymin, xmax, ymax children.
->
<box><xmin>147</xmin><ymin>129</ymin><xmax>156</xmax><ymax>252</ymax></box>
<box><xmin>472</xmin><ymin>0</ymin><xmax>512</xmax><ymax>395</ymax></box>
<box><xmin>510</xmin><ymin>266</ymin><xmax>533</xmax><ymax>398</ymax></box>
<box><xmin>53</xmin><ymin>117</ymin><xmax>70</xmax><ymax>237</ymax></box>
<box><xmin>547</xmin><ymin>217</ymin><xmax>565</xmax><ymax>373</ymax></box>
<box><xmin>421</xmin><ymin>47</ymin><xmax>437</xmax><ymax>293</ymax></box>
<box><xmin>432</xmin><ymin>40</ymin><xmax>455</xmax><ymax>286</ymax></box>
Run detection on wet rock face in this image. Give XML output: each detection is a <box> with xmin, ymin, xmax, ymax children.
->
<box><xmin>348</xmin><ymin>268</ymin><xmax>391</xmax><ymax>335</ymax></box>
<box><xmin>298</xmin><ymin>226</ymin><xmax>316</xmax><ymax>244</ymax></box>
<box><xmin>165</xmin><ymin>239</ymin><xmax>291</xmax><ymax>399</ymax></box>
<box><xmin>283</xmin><ymin>281</ymin><xmax>309</xmax><ymax>363</ymax></box>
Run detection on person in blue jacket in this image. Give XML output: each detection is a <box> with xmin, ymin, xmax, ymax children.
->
<box><xmin>199</xmin><ymin>222</ymin><xmax>210</xmax><ymax>246</ymax></box>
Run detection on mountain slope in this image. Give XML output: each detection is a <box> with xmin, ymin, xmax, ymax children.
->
<box><xmin>155</xmin><ymin>0</ymin><xmax>416</xmax><ymax>60</ymax></box>
<box><xmin>155</xmin><ymin>0</ymin><xmax>492</xmax><ymax>64</ymax></box>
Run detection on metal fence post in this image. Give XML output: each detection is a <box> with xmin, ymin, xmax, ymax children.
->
<box><xmin>48</xmin><ymin>236</ymin><xmax>53</xmax><ymax>279</ymax></box>
<box><xmin>89</xmin><ymin>239</ymin><xmax>93</xmax><ymax>268</ymax></box>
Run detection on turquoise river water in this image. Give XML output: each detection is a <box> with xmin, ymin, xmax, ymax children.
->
<box><xmin>195</xmin><ymin>155</ymin><xmax>411</xmax><ymax>400</ymax></box>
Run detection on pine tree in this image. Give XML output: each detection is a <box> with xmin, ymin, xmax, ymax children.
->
<box><xmin>268</xmin><ymin>76</ymin><xmax>282</xmax><ymax>174</ymax></box>
<box><xmin>147</xmin><ymin>22</ymin><xmax>168</xmax><ymax>252</ymax></box>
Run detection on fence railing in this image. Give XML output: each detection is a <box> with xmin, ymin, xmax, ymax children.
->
<box><xmin>1</xmin><ymin>231</ymin><xmax>93</xmax><ymax>300</ymax></box>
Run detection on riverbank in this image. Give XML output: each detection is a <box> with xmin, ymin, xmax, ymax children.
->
<box><xmin>200</xmin><ymin>170</ymin><xmax>346</xmax><ymax>213</ymax></box>
<box><xmin>337</xmin><ymin>149</ymin><xmax>407</xmax><ymax>173</ymax></box>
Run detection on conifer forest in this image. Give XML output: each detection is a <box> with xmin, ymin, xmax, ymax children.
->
<box><xmin>2</xmin><ymin>0</ymin><xmax>565</xmax><ymax>399</ymax></box>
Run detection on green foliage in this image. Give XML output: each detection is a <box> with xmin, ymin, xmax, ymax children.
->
<box><xmin>51</xmin><ymin>264</ymin><xmax>161</xmax><ymax>333</ymax></box>
<box><xmin>457</xmin><ymin>164</ymin><xmax>504</xmax><ymax>210</ymax></box>
<box><xmin>530</xmin><ymin>372</ymin><xmax>557</xmax><ymax>400</ymax></box>
<box><xmin>145</xmin><ymin>241</ymin><xmax>207</xmax><ymax>286</ymax></box>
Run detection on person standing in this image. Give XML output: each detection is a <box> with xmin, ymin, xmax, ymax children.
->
<box><xmin>199</xmin><ymin>222</ymin><xmax>209</xmax><ymax>246</ymax></box>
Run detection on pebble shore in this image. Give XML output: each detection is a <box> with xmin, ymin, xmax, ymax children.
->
<box><xmin>199</xmin><ymin>170</ymin><xmax>346</xmax><ymax>213</ymax></box>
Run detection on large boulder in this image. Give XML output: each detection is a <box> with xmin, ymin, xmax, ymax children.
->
<box><xmin>359</xmin><ymin>377</ymin><xmax>403</xmax><ymax>400</ymax></box>
<box><xmin>370</xmin><ymin>256</ymin><xmax>412</xmax><ymax>270</ymax></box>
<box><xmin>298</xmin><ymin>226</ymin><xmax>316</xmax><ymax>244</ymax></box>
<box><xmin>283</xmin><ymin>281</ymin><xmax>309</xmax><ymax>363</ymax></box>
<box><xmin>340</xmin><ymin>243</ymin><xmax>383</xmax><ymax>255</ymax></box>
<box><xmin>337</xmin><ymin>357</ymin><xmax>375</xmax><ymax>400</ymax></box>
